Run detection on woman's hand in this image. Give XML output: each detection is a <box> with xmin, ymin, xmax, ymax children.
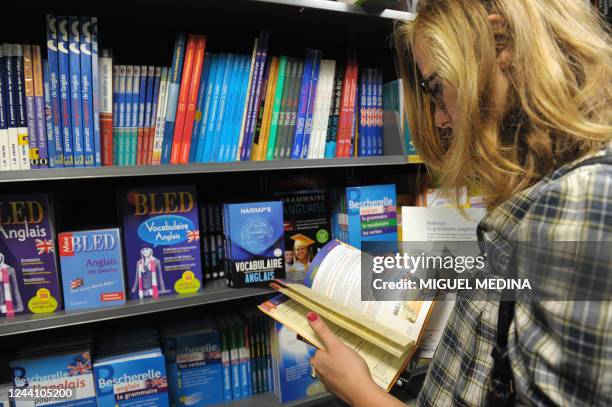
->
<box><xmin>307</xmin><ymin>311</ymin><xmax>382</xmax><ymax>405</ymax></box>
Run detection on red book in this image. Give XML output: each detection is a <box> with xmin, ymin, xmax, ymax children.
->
<box><xmin>179</xmin><ymin>35</ymin><xmax>207</xmax><ymax>164</ymax></box>
<box><xmin>101</xmin><ymin>113</ymin><xmax>113</xmax><ymax>165</ymax></box>
<box><xmin>346</xmin><ymin>61</ymin><xmax>358</xmax><ymax>157</ymax></box>
<box><xmin>336</xmin><ymin>61</ymin><xmax>353</xmax><ymax>158</ymax></box>
<box><xmin>170</xmin><ymin>35</ymin><xmax>197</xmax><ymax>164</ymax></box>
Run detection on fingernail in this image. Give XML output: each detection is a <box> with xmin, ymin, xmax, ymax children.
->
<box><xmin>307</xmin><ymin>312</ymin><xmax>318</xmax><ymax>322</ymax></box>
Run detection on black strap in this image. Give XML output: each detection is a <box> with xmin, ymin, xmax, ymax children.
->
<box><xmin>487</xmin><ymin>152</ymin><xmax>611</xmax><ymax>406</ymax></box>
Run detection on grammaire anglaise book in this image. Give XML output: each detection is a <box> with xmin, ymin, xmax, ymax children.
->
<box><xmin>258</xmin><ymin>240</ymin><xmax>434</xmax><ymax>392</ymax></box>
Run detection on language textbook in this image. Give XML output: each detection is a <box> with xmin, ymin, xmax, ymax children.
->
<box><xmin>58</xmin><ymin>228</ymin><xmax>126</xmax><ymax>311</ymax></box>
<box><xmin>119</xmin><ymin>185</ymin><xmax>202</xmax><ymax>300</ymax></box>
<box><xmin>223</xmin><ymin>201</ymin><xmax>285</xmax><ymax>287</ymax></box>
<box><xmin>10</xmin><ymin>349</ymin><xmax>97</xmax><ymax>406</ymax></box>
<box><xmin>0</xmin><ymin>193</ymin><xmax>61</xmax><ymax>317</ymax></box>
<box><xmin>259</xmin><ymin>240</ymin><xmax>434</xmax><ymax>392</ymax></box>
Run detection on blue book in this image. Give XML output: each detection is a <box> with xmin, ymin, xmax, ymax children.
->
<box><xmin>161</xmin><ymin>319</ymin><xmax>224</xmax><ymax>406</ymax></box>
<box><xmin>301</xmin><ymin>50</ymin><xmax>321</xmax><ymax>159</ymax></box>
<box><xmin>243</xmin><ymin>31</ymin><xmax>269</xmax><ymax>161</ymax></box>
<box><xmin>11</xmin><ymin>350</ymin><xmax>97</xmax><ymax>406</ymax></box>
<box><xmin>57</xmin><ymin>16</ymin><xmax>74</xmax><ymax>166</ymax></box>
<box><xmin>223</xmin><ymin>55</ymin><xmax>246</xmax><ymax>162</ymax></box>
<box><xmin>58</xmin><ymin>228</ymin><xmax>126</xmax><ymax>311</ymax></box>
<box><xmin>210</xmin><ymin>54</ymin><xmax>235</xmax><ymax>163</ymax></box>
<box><xmin>345</xmin><ymin>184</ymin><xmax>397</xmax><ymax>249</ymax></box>
<box><xmin>216</xmin><ymin>317</ymin><xmax>233</xmax><ymax>402</ymax></box>
<box><xmin>46</xmin><ymin>15</ymin><xmax>65</xmax><ymax>167</ymax></box>
<box><xmin>68</xmin><ymin>16</ymin><xmax>84</xmax><ymax>167</ymax></box>
<box><xmin>188</xmin><ymin>53</ymin><xmax>211</xmax><ymax>163</ymax></box>
<box><xmin>194</xmin><ymin>54</ymin><xmax>218</xmax><ymax>163</ymax></box>
<box><xmin>324</xmin><ymin>65</ymin><xmax>344</xmax><ymax>158</ymax></box>
<box><xmin>217</xmin><ymin>55</ymin><xmax>241</xmax><ymax>162</ymax></box>
<box><xmin>200</xmin><ymin>53</ymin><xmax>226</xmax><ymax>163</ymax></box>
<box><xmin>130</xmin><ymin>66</ymin><xmax>141</xmax><ymax>166</ymax></box>
<box><xmin>90</xmin><ymin>17</ymin><xmax>101</xmax><ymax>166</ymax></box>
<box><xmin>227</xmin><ymin>55</ymin><xmax>250</xmax><ymax>162</ymax></box>
<box><xmin>94</xmin><ymin>348</ymin><xmax>169</xmax><ymax>407</ymax></box>
<box><xmin>43</xmin><ymin>60</ymin><xmax>56</xmax><ymax>168</ymax></box>
<box><xmin>161</xmin><ymin>34</ymin><xmax>186</xmax><ymax>164</ymax></box>
<box><xmin>112</xmin><ymin>65</ymin><xmax>119</xmax><ymax>165</ymax></box>
<box><xmin>79</xmin><ymin>16</ymin><xmax>95</xmax><ymax>167</ymax></box>
<box><xmin>116</xmin><ymin>66</ymin><xmax>127</xmax><ymax>166</ymax></box>
<box><xmin>290</xmin><ymin>49</ymin><xmax>313</xmax><ymax>160</ymax></box>
<box><xmin>359</xmin><ymin>68</ymin><xmax>367</xmax><ymax>157</ymax></box>
<box><xmin>365</xmin><ymin>68</ymin><xmax>374</xmax><ymax>157</ymax></box>
<box><xmin>376</xmin><ymin>69</ymin><xmax>383</xmax><ymax>155</ymax></box>
<box><xmin>223</xmin><ymin>201</ymin><xmax>285</xmax><ymax>287</ymax></box>
<box><xmin>137</xmin><ymin>66</ymin><xmax>148</xmax><ymax>165</ymax></box>
<box><xmin>143</xmin><ymin>66</ymin><xmax>155</xmax><ymax>165</ymax></box>
<box><xmin>123</xmin><ymin>66</ymin><xmax>134</xmax><ymax>167</ymax></box>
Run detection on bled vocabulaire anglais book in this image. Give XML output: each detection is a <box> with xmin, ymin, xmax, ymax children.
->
<box><xmin>58</xmin><ymin>228</ymin><xmax>126</xmax><ymax>311</ymax></box>
<box><xmin>119</xmin><ymin>185</ymin><xmax>202</xmax><ymax>300</ymax></box>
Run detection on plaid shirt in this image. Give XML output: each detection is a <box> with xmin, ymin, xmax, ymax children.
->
<box><xmin>417</xmin><ymin>145</ymin><xmax>612</xmax><ymax>406</ymax></box>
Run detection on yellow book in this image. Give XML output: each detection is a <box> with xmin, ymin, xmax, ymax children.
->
<box><xmin>254</xmin><ymin>57</ymin><xmax>279</xmax><ymax>161</ymax></box>
<box><xmin>259</xmin><ymin>240</ymin><xmax>434</xmax><ymax>392</ymax></box>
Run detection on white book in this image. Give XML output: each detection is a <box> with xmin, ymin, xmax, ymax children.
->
<box><xmin>0</xmin><ymin>45</ymin><xmax>10</xmax><ymax>171</ymax></box>
<box><xmin>307</xmin><ymin>60</ymin><xmax>328</xmax><ymax>159</ymax></box>
<box><xmin>152</xmin><ymin>67</ymin><xmax>169</xmax><ymax>164</ymax></box>
<box><xmin>316</xmin><ymin>60</ymin><xmax>336</xmax><ymax>159</ymax></box>
<box><xmin>13</xmin><ymin>44</ymin><xmax>31</xmax><ymax>170</ymax></box>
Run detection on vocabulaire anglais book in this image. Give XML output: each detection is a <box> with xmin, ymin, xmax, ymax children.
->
<box><xmin>258</xmin><ymin>240</ymin><xmax>434</xmax><ymax>392</ymax></box>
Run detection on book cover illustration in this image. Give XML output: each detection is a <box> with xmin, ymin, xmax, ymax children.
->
<box><xmin>10</xmin><ymin>350</ymin><xmax>96</xmax><ymax>406</ymax></box>
<box><xmin>0</xmin><ymin>194</ymin><xmax>61</xmax><ymax>316</ymax></box>
<box><xmin>223</xmin><ymin>201</ymin><xmax>285</xmax><ymax>287</ymax></box>
<box><xmin>120</xmin><ymin>186</ymin><xmax>202</xmax><ymax>300</ymax></box>
<box><xmin>162</xmin><ymin>319</ymin><xmax>223</xmax><ymax>407</ymax></box>
<box><xmin>58</xmin><ymin>228</ymin><xmax>126</xmax><ymax>311</ymax></box>
<box><xmin>94</xmin><ymin>349</ymin><xmax>168</xmax><ymax>407</ymax></box>
<box><xmin>275</xmin><ymin>189</ymin><xmax>330</xmax><ymax>282</ymax></box>
<box><xmin>346</xmin><ymin>184</ymin><xmax>397</xmax><ymax>249</ymax></box>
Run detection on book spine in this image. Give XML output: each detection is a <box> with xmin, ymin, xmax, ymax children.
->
<box><xmin>161</xmin><ymin>33</ymin><xmax>186</xmax><ymax>164</ymax></box>
<box><xmin>43</xmin><ymin>60</ymin><xmax>55</xmax><ymax>168</ymax></box>
<box><xmin>152</xmin><ymin>67</ymin><xmax>169</xmax><ymax>165</ymax></box>
<box><xmin>239</xmin><ymin>37</ymin><xmax>261</xmax><ymax>161</ymax></box>
<box><xmin>230</xmin><ymin>319</ymin><xmax>242</xmax><ymax>400</ymax></box>
<box><xmin>325</xmin><ymin>64</ymin><xmax>343</xmax><ymax>158</ymax></box>
<box><xmin>68</xmin><ymin>16</ymin><xmax>84</xmax><ymax>167</ymax></box>
<box><xmin>376</xmin><ymin>69</ymin><xmax>383</xmax><ymax>155</ymax></box>
<box><xmin>117</xmin><ymin>65</ymin><xmax>127</xmax><ymax>166</ymax></box>
<box><xmin>283</xmin><ymin>60</ymin><xmax>303</xmax><ymax>159</ymax></box>
<box><xmin>13</xmin><ymin>44</ymin><xmax>31</xmax><ymax>170</ymax></box>
<box><xmin>301</xmin><ymin>50</ymin><xmax>321</xmax><ymax>159</ymax></box>
<box><xmin>170</xmin><ymin>35</ymin><xmax>196</xmax><ymax>164</ymax></box>
<box><xmin>366</xmin><ymin>68</ymin><xmax>373</xmax><ymax>157</ymax></box>
<box><xmin>33</xmin><ymin>46</ymin><xmax>48</xmax><ymax>167</ymax></box>
<box><xmin>46</xmin><ymin>15</ymin><xmax>64</xmax><ymax>167</ymax></box>
<box><xmin>180</xmin><ymin>35</ymin><xmax>206</xmax><ymax>164</ymax></box>
<box><xmin>265</xmin><ymin>55</ymin><xmax>287</xmax><ymax>160</ymax></box>
<box><xmin>236</xmin><ymin>39</ymin><xmax>257</xmax><ymax>161</ymax></box>
<box><xmin>250</xmin><ymin>58</ymin><xmax>270</xmax><ymax>161</ymax></box>
<box><xmin>143</xmin><ymin>66</ymin><xmax>155</xmax><ymax>165</ymax></box>
<box><xmin>3</xmin><ymin>44</ymin><xmax>20</xmax><ymax>170</ymax></box>
<box><xmin>314</xmin><ymin>60</ymin><xmax>333</xmax><ymax>159</ymax></box>
<box><xmin>228</xmin><ymin>55</ymin><xmax>252</xmax><ymax>161</ymax></box>
<box><xmin>290</xmin><ymin>50</ymin><xmax>312</xmax><ymax>160</ymax></box>
<box><xmin>124</xmin><ymin>65</ymin><xmax>134</xmax><ymax>167</ymax></box>
<box><xmin>348</xmin><ymin>62</ymin><xmax>359</xmax><ymax>157</ymax></box>
<box><xmin>90</xmin><ymin>17</ymin><xmax>101</xmax><ymax>166</ymax></box>
<box><xmin>359</xmin><ymin>68</ymin><xmax>367</xmax><ymax>157</ymax></box>
<box><xmin>136</xmin><ymin>66</ymin><xmax>147</xmax><ymax>165</ymax></box>
<box><xmin>112</xmin><ymin>64</ymin><xmax>119</xmax><ymax>164</ymax></box>
<box><xmin>99</xmin><ymin>49</ymin><xmax>113</xmax><ymax>166</ymax></box>
<box><xmin>23</xmin><ymin>45</ymin><xmax>40</xmax><ymax>168</ymax></box>
<box><xmin>129</xmin><ymin>66</ymin><xmax>140</xmax><ymax>166</ymax></box>
<box><xmin>244</xmin><ymin>31</ymin><xmax>269</xmax><ymax>161</ymax></box>
<box><xmin>273</xmin><ymin>58</ymin><xmax>293</xmax><ymax>159</ymax></box>
<box><xmin>336</xmin><ymin>62</ymin><xmax>352</xmax><ymax>158</ymax></box>
<box><xmin>210</xmin><ymin>54</ymin><xmax>234</xmax><ymax>162</ymax></box>
<box><xmin>57</xmin><ymin>17</ymin><xmax>74</xmax><ymax>166</ymax></box>
<box><xmin>255</xmin><ymin>57</ymin><xmax>277</xmax><ymax>161</ymax></box>
<box><xmin>0</xmin><ymin>45</ymin><xmax>9</xmax><ymax>171</ymax></box>
<box><xmin>194</xmin><ymin>54</ymin><xmax>216</xmax><ymax>162</ymax></box>
<box><xmin>147</xmin><ymin>66</ymin><xmax>161</xmax><ymax>165</ymax></box>
<box><xmin>79</xmin><ymin>16</ymin><xmax>95</xmax><ymax>167</ymax></box>
<box><xmin>218</xmin><ymin>55</ymin><xmax>239</xmax><ymax>162</ymax></box>
<box><xmin>189</xmin><ymin>52</ymin><xmax>211</xmax><ymax>163</ymax></box>
<box><xmin>201</xmin><ymin>53</ymin><xmax>226</xmax><ymax>163</ymax></box>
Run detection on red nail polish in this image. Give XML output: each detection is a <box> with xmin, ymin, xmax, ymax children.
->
<box><xmin>307</xmin><ymin>312</ymin><xmax>318</xmax><ymax>322</ymax></box>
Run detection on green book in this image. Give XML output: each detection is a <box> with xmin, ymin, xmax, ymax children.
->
<box><xmin>266</xmin><ymin>56</ymin><xmax>288</xmax><ymax>160</ymax></box>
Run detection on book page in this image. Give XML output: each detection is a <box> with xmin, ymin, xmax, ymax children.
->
<box><xmin>258</xmin><ymin>295</ymin><xmax>408</xmax><ymax>391</ymax></box>
<box><xmin>308</xmin><ymin>241</ymin><xmax>432</xmax><ymax>341</ymax></box>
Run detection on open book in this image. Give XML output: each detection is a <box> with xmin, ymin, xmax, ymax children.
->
<box><xmin>258</xmin><ymin>240</ymin><xmax>434</xmax><ymax>391</ymax></box>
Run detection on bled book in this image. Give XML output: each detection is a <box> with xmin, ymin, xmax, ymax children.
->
<box><xmin>345</xmin><ymin>184</ymin><xmax>397</xmax><ymax>249</ymax></box>
<box><xmin>274</xmin><ymin>189</ymin><xmax>330</xmax><ymax>283</ymax></box>
<box><xmin>93</xmin><ymin>348</ymin><xmax>169</xmax><ymax>407</ymax></box>
<box><xmin>0</xmin><ymin>194</ymin><xmax>61</xmax><ymax>317</ymax></box>
<box><xmin>10</xmin><ymin>349</ymin><xmax>96</xmax><ymax>406</ymax></box>
<box><xmin>161</xmin><ymin>318</ymin><xmax>224</xmax><ymax>407</ymax></box>
<box><xmin>119</xmin><ymin>186</ymin><xmax>202</xmax><ymax>300</ymax></box>
<box><xmin>58</xmin><ymin>228</ymin><xmax>126</xmax><ymax>311</ymax></box>
<box><xmin>223</xmin><ymin>201</ymin><xmax>284</xmax><ymax>288</ymax></box>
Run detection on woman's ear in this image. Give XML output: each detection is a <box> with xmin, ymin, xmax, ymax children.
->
<box><xmin>488</xmin><ymin>14</ymin><xmax>512</xmax><ymax>71</ymax></box>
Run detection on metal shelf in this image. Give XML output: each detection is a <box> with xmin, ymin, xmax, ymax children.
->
<box><xmin>0</xmin><ymin>156</ymin><xmax>409</xmax><ymax>183</ymax></box>
<box><xmin>0</xmin><ymin>280</ymin><xmax>272</xmax><ymax>337</ymax></box>
<box><xmin>249</xmin><ymin>0</ymin><xmax>416</xmax><ymax>21</ymax></box>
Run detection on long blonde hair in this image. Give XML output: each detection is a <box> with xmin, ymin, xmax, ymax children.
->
<box><xmin>395</xmin><ymin>0</ymin><xmax>612</xmax><ymax>209</ymax></box>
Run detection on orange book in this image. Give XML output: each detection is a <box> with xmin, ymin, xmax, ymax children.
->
<box><xmin>170</xmin><ymin>35</ymin><xmax>196</xmax><ymax>164</ymax></box>
<box><xmin>256</xmin><ymin>57</ymin><xmax>279</xmax><ymax>160</ymax></box>
<box><xmin>179</xmin><ymin>35</ymin><xmax>207</xmax><ymax>164</ymax></box>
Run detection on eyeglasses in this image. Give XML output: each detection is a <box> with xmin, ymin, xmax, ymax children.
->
<box><xmin>419</xmin><ymin>72</ymin><xmax>446</xmax><ymax>111</ymax></box>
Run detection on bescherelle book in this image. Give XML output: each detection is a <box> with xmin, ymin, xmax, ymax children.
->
<box><xmin>258</xmin><ymin>240</ymin><xmax>434</xmax><ymax>392</ymax></box>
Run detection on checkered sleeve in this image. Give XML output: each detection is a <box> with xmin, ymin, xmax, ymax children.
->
<box><xmin>510</xmin><ymin>162</ymin><xmax>612</xmax><ymax>406</ymax></box>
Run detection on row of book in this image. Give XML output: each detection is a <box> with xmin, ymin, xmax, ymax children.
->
<box><xmin>4</xmin><ymin>310</ymin><xmax>320</xmax><ymax>406</ymax></box>
<box><xmin>0</xmin><ymin>16</ymin><xmax>388</xmax><ymax>172</ymax></box>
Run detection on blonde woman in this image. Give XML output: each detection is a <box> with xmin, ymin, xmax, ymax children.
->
<box><xmin>306</xmin><ymin>1</ymin><xmax>611</xmax><ymax>406</ymax></box>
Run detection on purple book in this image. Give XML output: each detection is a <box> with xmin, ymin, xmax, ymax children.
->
<box><xmin>119</xmin><ymin>185</ymin><xmax>203</xmax><ymax>300</ymax></box>
<box><xmin>0</xmin><ymin>194</ymin><xmax>61</xmax><ymax>317</ymax></box>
